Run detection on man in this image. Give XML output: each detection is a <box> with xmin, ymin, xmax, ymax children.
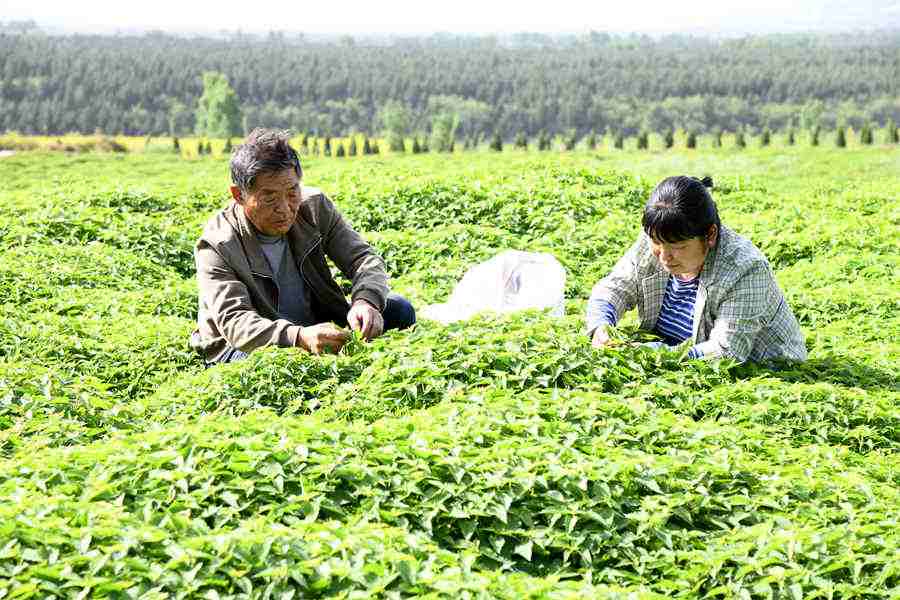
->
<box><xmin>190</xmin><ymin>128</ymin><xmax>415</xmax><ymax>364</ymax></box>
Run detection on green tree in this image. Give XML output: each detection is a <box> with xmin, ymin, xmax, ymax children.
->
<box><xmin>760</xmin><ymin>128</ymin><xmax>771</xmax><ymax>147</ymax></box>
<box><xmin>835</xmin><ymin>126</ymin><xmax>846</xmax><ymax>147</ymax></box>
<box><xmin>585</xmin><ymin>131</ymin><xmax>598</xmax><ymax>150</ymax></box>
<box><xmin>166</xmin><ymin>99</ymin><xmax>191</xmax><ymax>137</ymax></box>
<box><xmin>612</xmin><ymin>131</ymin><xmax>624</xmax><ymax>149</ymax></box>
<box><xmin>430</xmin><ymin>112</ymin><xmax>459</xmax><ymax>152</ymax></box>
<box><xmin>379</xmin><ymin>101</ymin><xmax>411</xmax><ymax>152</ymax></box>
<box><xmin>489</xmin><ymin>131</ymin><xmax>503</xmax><ymax>151</ymax></box>
<box><xmin>859</xmin><ymin>123</ymin><xmax>873</xmax><ymax>145</ymax></box>
<box><xmin>799</xmin><ymin>99</ymin><xmax>825</xmax><ymax>131</ymax></box>
<box><xmin>411</xmin><ymin>137</ymin><xmax>421</xmax><ymax>154</ymax></box>
<box><xmin>686</xmin><ymin>130</ymin><xmax>697</xmax><ymax>149</ymax></box>
<box><xmin>514</xmin><ymin>132</ymin><xmax>528</xmax><ymax>149</ymax></box>
<box><xmin>712</xmin><ymin>129</ymin><xmax>722</xmax><ymax>148</ymax></box>
<box><xmin>194</xmin><ymin>72</ymin><xmax>242</xmax><ymax>139</ymax></box>
<box><xmin>636</xmin><ymin>130</ymin><xmax>649</xmax><ymax>150</ymax></box>
<box><xmin>810</xmin><ymin>126</ymin><xmax>820</xmax><ymax>146</ymax></box>
<box><xmin>887</xmin><ymin>119</ymin><xmax>899</xmax><ymax>144</ymax></box>
<box><xmin>663</xmin><ymin>129</ymin><xmax>674</xmax><ymax>149</ymax></box>
<box><xmin>786</xmin><ymin>128</ymin><xmax>795</xmax><ymax>145</ymax></box>
<box><xmin>562</xmin><ymin>129</ymin><xmax>578</xmax><ymax>151</ymax></box>
<box><xmin>735</xmin><ymin>129</ymin><xmax>746</xmax><ymax>149</ymax></box>
<box><xmin>537</xmin><ymin>131</ymin><xmax>551</xmax><ymax>151</ymax></box>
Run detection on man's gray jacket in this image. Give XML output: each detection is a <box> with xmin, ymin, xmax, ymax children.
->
<box><xmin>191</xmin><ymin>187</ymin><xmax>389</xmax><ymax>362</ymax></box>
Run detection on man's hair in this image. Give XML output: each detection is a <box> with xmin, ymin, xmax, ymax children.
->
<box><xmin>230</xmin><ymin>128</ymin><xmax>302</xmax><ymax>192</ymax></box>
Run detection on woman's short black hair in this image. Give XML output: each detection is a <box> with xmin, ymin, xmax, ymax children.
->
<box><xmin>642</xmin><ymin>175</ymin><xmax>720</xmax><ymax>243</ymax></box>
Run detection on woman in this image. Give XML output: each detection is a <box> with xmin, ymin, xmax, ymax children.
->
<box><xmin>586</xmin><ymin>175</ymin><xmax>806</xmax><ymax>363</ymax></box>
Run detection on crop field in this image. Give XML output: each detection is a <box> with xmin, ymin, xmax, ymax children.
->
<box><xmin>0</xmin><ymin>146</ymin><xmax>898</xmax><ymax>598</ymax></box>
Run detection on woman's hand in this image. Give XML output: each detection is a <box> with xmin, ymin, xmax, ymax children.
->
<box><xmin>591</xmin><ymin>326</ymin><xmax>612</xmax><ymax>348</ymax></box>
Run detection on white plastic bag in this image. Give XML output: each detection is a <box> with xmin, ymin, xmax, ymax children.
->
<box><xmin>421</xmin><ymin>250</ymin><xmax>566</xmax><ymax>324</ymax></box>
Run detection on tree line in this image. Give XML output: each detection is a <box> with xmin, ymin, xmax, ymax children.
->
<box><xmin>1</xmin><ymin>29</ymin><xmax>899</xmax><ymax>138</ymax></box>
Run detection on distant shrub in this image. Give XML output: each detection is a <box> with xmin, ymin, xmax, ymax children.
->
<box><xmin>585</xmin><ymin>131</ymin><xmax>597</xmax><ymax>150</ymax></box>
<box><xmin>859</xmin><ymin>123</ymin><xmax>873</xmax><ymax>145</ymax></box>
<box><xmin>514</xmin><ymin>132</ymin><xmax>528</xmax><ymax>149</ymax></box>
<box><xmin>760</xmin><ymin>128</ymin><xmax>771</xmax><ymax>147</ymax></box>
<box><xmin>686</xmin><ymin>130</ymin><xmax>697</xmax><ymax>149</ymax></box>
<box><xmin>537</xmin><ymin>131</ymin><xmax>551</xmax><ymax>151</ymax></box>
<box><xmin>663</xmin><ymin>129</ymin><xmax>674</xmax><ymax>149</ymax></box>
<box><xmin>562</xmin><ymin>129</ymin><xmax>577</xmax><ymax>151</ymax></box>
<box><xmin>810</xmin><ymin>126</ymin><xmax>820</xmax><ymax>146</ymax></box>
<box><xmin>712</xmin><ymin>130</ymin><xmax>722</xmax><ymax>148</ymax></box>
<box><xmin>835</xmin><ymin>127</ymin><xmax>847</xmax><ymax>148</ymax></box>
<box><xmin>636</xmin><ymin>131</ymin><xmax>649</xmax><ymax>150</ymax></box>
<box><xmin>489</xmin><ymin>132</ymin><xmax>503</xmax><ymax>151</ymax></box>
<box><xmin>887</xmin><ymin>119</ymin><xmax>899</xmax><ymax>144</ymax></box>
<box><xmin>735</xmin><ymin>130</ymin><xmax>746</xmax><ymax>149</ymax></box>
<box><xmin>612</xmin><ymin>131</ymin><xmax>624</xmax><ymax>149</ymax></box>
<box><xmin>786</xmin><ymin>128</ymin><xmax>795</xmax><ymax>145</ymax></box>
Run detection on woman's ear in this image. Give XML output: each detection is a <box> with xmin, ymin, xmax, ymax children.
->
<box><xmin>707</xmin><ymin>224</ymin><xmax>719</xmax><ymax>248</ymax></box>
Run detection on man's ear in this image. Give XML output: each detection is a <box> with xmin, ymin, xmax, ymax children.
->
<box><xmin>230</xmin><ymin>185</ymin><xmax>243</xmax><ymax>204</ymax></box>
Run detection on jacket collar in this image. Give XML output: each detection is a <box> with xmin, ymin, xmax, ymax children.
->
<box><xmin>223</xmin><ymin>198</ymin><xmax>322</xmax><ymax>277</ymax></box>
<box><xmin>691</xmin><ymin>225</ymin><xmax>727</xmax><ymax>340</ymax></box>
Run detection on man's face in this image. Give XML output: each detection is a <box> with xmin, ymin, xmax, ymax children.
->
<box><xmin>231</xmin><ymin>168</ymin><xmax>301</xmax><ymax>236</ymax></box>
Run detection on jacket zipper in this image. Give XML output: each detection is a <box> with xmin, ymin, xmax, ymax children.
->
<box><xmin>298</xmin><ymin>235</ymin><xmax>322</xmax><ymax>288</ymax></box>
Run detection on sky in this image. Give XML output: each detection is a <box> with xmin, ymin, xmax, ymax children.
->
<box><xmin>3</xmin><ymin>0</ymin><xmax>899</xmax><ymax>35</ymax></box>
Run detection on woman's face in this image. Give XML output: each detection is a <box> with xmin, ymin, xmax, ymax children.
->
<box><xmin>650</xmin><ymin>226</ymin><xmax>717</xmax><ymax>280</ymax></box>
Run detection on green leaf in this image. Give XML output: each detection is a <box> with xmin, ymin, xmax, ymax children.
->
<box><xmin>514</xmin><ymin>541</ymin><xmax>533</xmax><ymax>561</ymax></box>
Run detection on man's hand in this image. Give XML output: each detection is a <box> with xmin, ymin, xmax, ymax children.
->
<box><xmin>591</xmin><ymin>326</ymin><xmax>612</xmax><ymax>349</ymax></box>
<box><xmin>347</xmin><ymin>300</ymin><xmax>384</xmax><ymax>341</ymax></box>
<box><xmin>296</xmin><ymin>323</ymin><xmax>350</xmax><ymax>354</ymax></box>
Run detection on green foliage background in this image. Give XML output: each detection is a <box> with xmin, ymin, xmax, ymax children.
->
<box><xmin>2</xmin><ymin>31</ymin><xmax>899</xmax><ymax>137</ymax></box>
<box><xmin>194</xmin><ymin>72</ymin><xmax>242</xmax><ymax>139</ymax></box>
<box><xmin>0</xmin><ymin>146</ymin><xmax>898</xmax><ymax>597</ymax></box>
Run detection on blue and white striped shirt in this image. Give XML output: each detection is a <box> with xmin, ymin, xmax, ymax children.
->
<box><xmin>654</xmin><ymin>275</ymin><xmax>699</xmax><ymax>347</ymax></box>
<box><xmin>589</xmin><ymin>274</ymin><xmax>703</xmax><ymax>359</ymax></box>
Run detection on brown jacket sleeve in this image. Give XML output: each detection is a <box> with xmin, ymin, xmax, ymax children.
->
<box><xmin>319</xmin><ymin>194</ymin><xmax>390</xmax><ymax>312</ymax></box>
<box><xmin>196</xmin><ymin>241</ymin><xmax>301</xmax><ymax>352</ymax></box>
